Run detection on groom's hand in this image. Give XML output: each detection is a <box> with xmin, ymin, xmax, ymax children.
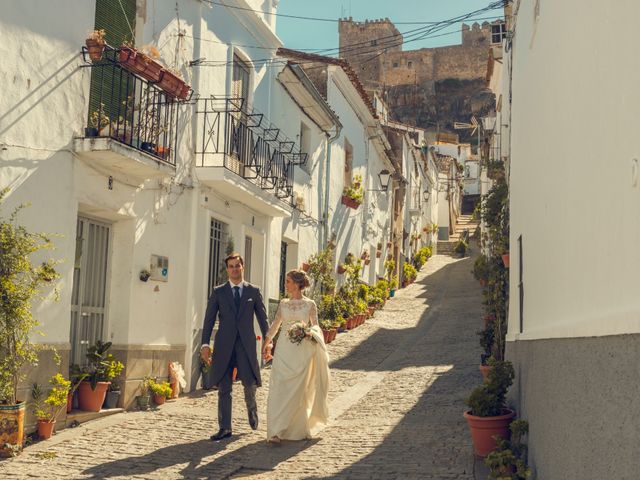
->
<box><xmin>201</xmin><ymin>346</ymin><xmax>212</xmax><ymax>365</ymax></box>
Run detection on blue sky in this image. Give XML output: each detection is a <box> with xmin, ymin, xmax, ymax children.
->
<box><xmin>275</xmin><ymin>0</ymin><xmax>504</xmax><ymax>54</ymax></box>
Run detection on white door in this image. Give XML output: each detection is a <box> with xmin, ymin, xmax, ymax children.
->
<box><xmin>69</xmin><ymin>216</ymin><xmax>110</xmax><ymax>366</ymax></box>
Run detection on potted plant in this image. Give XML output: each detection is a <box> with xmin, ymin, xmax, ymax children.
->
<box><xmin>75</xmin><ymin>340</ymin><xmax>124</xmax><ymax>412</ymax></box>
<box><xmin>341</xmin><ymin>174</ymin><xmax>364</xmax><ymax>209</ymax></box>
<box><xmin>473</xmin><ymin>255</ymin><xmax>490</xmax><ymax>287</ymax></box>
<box><xmin>301</xmin><ymin>262</ymin><xmax>310</xmax><ymax>272</ymax></box>
<box><xmin>464</xmin><ymin>360</ymin><xmax>516</xmax><ymax>457</ymax></box>
<box><xmin>0</xmin><ymin>191</ymin><xmax>59</xmax><ymax>456</ymax></box>
<box><xmin>30</xmin><ymin>374</ymin><xmax>71</xmax><ymax>440</ymax></box>
<box><xmin>502</xmin><ymin>252</ymin><xmax>510</xmax><ymax>268</ymax></box>
<box><xmin>388</xmin><ymin>275</ymin><xmax>398</xmax><ymax>297</ymax></box>
<box><xmin>85</xmin><ymin>29</ymin><xmax>106</xmax><ymax>62</ymax></box>
<box><xmin>118</xmin><ymin>43</ymin><xmax>164</xmax><ymax>83</ymax></box>
<box><xmin>157</xmin><ymin>67</ymin><xmax>190</xmax><ymax>100</ymax></box>
<box><xmin>485</xmin><ymin>419</ymin><xmax>532</xmax><ymax>479</ymax></box>
<box><xmin>402</xmin><ymin>262</ymin><xmax>417</xmax><ymax>286</ymax></box>
<box><xmin>136</xmin><ymin>376</ymin><xmax>153</xmax><ymax>410</ymax></box>
<box><xmin>104</xmin><ymin>382</ymin><xmax>121</xmax><ymax>409</ymax></box>
<box><xmin>85</xmin><ymin>103</ymin><xmax>111</xmax><ymax>137</ymax></box>
<box><xmin>454</xmin><ymin>239</ymin><xmax>468</xmax><ymax>257</ymax></box>
<box><xmin>149</xmin><ymin>378</ymin><xmax>172</xmax><ymax>406</ymax></box>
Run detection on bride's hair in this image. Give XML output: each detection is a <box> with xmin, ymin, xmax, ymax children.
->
<box><xmin>287</xmin><ymin>269</ymin><xmax>310</xmax><ymax>290</ymax></box>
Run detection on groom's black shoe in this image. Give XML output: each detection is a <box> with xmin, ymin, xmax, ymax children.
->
<box><xmin>210</xmin><ymin>429</ymin><xmax>232</xmax><ymax>441</ymax></box>
<box><xmin>248</xmin><ymin>409</ymin><xmax>259</xmax><ymax>430</ymax></box>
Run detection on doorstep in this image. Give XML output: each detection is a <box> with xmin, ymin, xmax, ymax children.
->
<box><xmin>64</xmin><ymin>408</ymin><xmax>125</xmax><ymax>429</ymax></box>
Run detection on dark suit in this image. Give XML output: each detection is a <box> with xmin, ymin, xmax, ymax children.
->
<box><xmin>201</xmin><ymin>281</ymin><xmax>269</xmax><ymax>430</ymax></box>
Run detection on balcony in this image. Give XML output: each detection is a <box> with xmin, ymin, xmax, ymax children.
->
<box><xmin>74</xmin><ymin>45</ymin><xmax>184</xmax><ymax>180</ymax></box>
<box><xmin>195</xmin><ymin>98</ymin><xmax>306</xmax><ymax>217</ymax></box>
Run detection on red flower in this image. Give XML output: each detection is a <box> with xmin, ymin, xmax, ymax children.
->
<box><xmin>256</xmin><ymin>336</ymin><xmax>261</xmax><ymax>341</ymax></box>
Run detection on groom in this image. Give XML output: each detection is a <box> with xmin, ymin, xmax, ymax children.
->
<box><xmin>201</xmin><ymin>253</ymin><xmax>269</xmax><ymax>441</ymax></box>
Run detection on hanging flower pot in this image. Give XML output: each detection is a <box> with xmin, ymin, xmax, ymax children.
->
<box><xmin>301</xmin><ymin>262</ymin><xmax>311</xmax><ymax>272</ymax></box>
<box><xmin>501</xmin><ymin>252</ymin><xmax>510</xmax><ymax>268</ymax></box>
<box><xmin>85</xmin><ymin>30</ymin><xmax>106</xmax><ymax>62</ymax></box>
<box><xmin>337</xmin><ymin>264</ymin><xmax>346</xmax><ymax>274</ymax></box>
<box><xmin>375</xmin><ymin>250</ymin><xmax>382</xmax><ymax>258</ymax></box>
<box><xmin>479</xmin><ymin>364</ymin><xmax>493</xmax><ymax>380</ymax></box>
<box><xmin>118</xmin><ymin>46</ymin><xmax>163</xmax><ymax>83</ymax></box>
<box><xmin>157</xmin><ymin>69</ymin><xmax>190</xmax><ymax>100</ymax></box>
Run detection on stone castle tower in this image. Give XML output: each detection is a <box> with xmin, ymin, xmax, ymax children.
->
<box><xmin>338</xmin><ymin>18</ymin><xmax>501</xmax><ymax>143</ymax></box>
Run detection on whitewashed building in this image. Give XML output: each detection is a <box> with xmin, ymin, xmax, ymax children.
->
<box><xmin>1</xmin><ymin>0</ymin><xmax>404</xmax><ymax>420</ymax></box>
<box><xmin>504</xmin><ymin>1</ymin><xmax>640</xmax><ymax>478</ymax></box>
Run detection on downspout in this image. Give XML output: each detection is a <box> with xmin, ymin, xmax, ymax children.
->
<box><xmin>322</xmin><ymin>123</ymin><xmax>342</xmax><ymax>248</ymax></box>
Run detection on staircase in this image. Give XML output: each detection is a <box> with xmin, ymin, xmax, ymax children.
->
<box><xmin>436</xmin><ymin>214</ymin><xmax>480</xmax><ymax>256</ymax></box>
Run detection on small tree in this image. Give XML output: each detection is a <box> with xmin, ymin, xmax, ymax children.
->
<box><xmin>0</xmin><ymin>190</ymin><xmax>59</xmax><ymax>405</ymax></box>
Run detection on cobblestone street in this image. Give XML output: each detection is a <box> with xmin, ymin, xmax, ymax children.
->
<box><xmin>0</xmin><ymin>254</ymin><xmax>483</xmax><ymax>480</ymax></box>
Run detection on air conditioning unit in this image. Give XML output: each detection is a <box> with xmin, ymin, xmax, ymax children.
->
<box><xmin>150</xmin><ymin>254</ymin><xmax>169</xmax><ymax>282</ymax></box>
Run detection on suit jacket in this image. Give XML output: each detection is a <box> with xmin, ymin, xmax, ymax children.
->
<box><xmin>201</xmin><ymin>281</ymin><xmax>269</xmax><ymax>387</ymax></box>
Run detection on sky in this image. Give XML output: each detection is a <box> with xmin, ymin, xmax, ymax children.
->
<box><xmin>275</xmin><ymin>0</ymin><xmax>504</xmax><ymax>54</ymax></box>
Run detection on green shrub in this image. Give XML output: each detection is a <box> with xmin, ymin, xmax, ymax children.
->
<box><xmin>466</xmin><ymin>360</ymin><xmax>514</xmax><ymax>417</ymax></box>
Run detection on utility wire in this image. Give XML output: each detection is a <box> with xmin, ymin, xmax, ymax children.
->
<box><xmin>202</xmin><ymin>0</ymin><xmax>504</xmax><ymax>25</ymax></box>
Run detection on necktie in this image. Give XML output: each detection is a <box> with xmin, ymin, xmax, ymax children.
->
<box><xmin>233</xmin><ymin>286</ymin><xmax>241</xmax><ymax>310</ymax></box>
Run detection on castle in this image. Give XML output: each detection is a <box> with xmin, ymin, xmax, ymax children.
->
<box><xmin>338</xmin><ymin>18</ymin><xmax>505</xmax><ymax>141</ymax></box>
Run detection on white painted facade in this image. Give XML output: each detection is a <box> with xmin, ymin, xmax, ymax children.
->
<box><xmin>506</xmin><ymin>0</ymin><xmax>640</xmax><ymax>341</ymax></box>
<box><xmin>1</xmin><ymin>0</ymin><xmax>402</xmax><ymax>403</ymax></box>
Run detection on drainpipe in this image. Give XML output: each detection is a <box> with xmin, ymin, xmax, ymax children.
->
<box><xmin>322</xmin><ymin>123</ymin><xmax>342</xmax><ymax>249</ymax></box>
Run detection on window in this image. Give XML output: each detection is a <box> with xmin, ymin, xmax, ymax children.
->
<box><xmin>343</xmin><ymin>139</ymin><xmax>353</xmax><ymax>187</ymax></box>
<box><xmin>244</xmin><ymin>236</ymin><xmax>252</xmax><ymax>282</ymax></box>
<box><xmin>232</xmin><ymin>54</ymin><xmax>250</xmax><ymax>108</ymax></box>
<box><xmin>208</xmin><ymin>218</ymin><xmax>230</xmax><ymax>296</ymax></box>
<box><xmin>408</xmin><ymin>61</ymin><xmax>413</xmax><ymax>68</ymax></box>
<box><xmin>491</xmin><ymin>23</ymin><xmax>507</xmax><ymax>44</ymax></box>
<box><xmin>393</xmin><ymin>62</ymin><xmax>399</xmax><ymax>68</ymax></box>
<box><xmin>299</xmin><ymin>122</ymin><xmax>311</xmax><ymax>174</ymax></box>
<box><xmin>370</xmin><ymin>39</ymin><xmax>377</xmax><ymax>46</ymax></box>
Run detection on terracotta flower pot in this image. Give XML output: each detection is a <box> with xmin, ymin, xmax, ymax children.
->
<box><xmin>85</xmin><ymin>39</ymin><xmax>106</xmax><ymax>62</ymax></box>
<box><xmin>37</xmin><ymin>419</ymin><xmax>56</xmax><ymax>440</ymax></box>
<box><xmin>158</xmin><ymin>70</ymin><xmax>189</xmax><ymax>100</ymax></box>
<box><xmin>66</xmin><ymin>392</ymin><xmax>73</xmax><ymax>413</ymax></box>
<box><xmin>329</xmin><ymin>328</ymin><xmax>337</xmax><ymax>342</ymax></box>
<box><xmin>337</xmin><ymin>265</ymin><xmax>346</xmax><ymax>274</ymax></box>
<box><xmin>0</xmin><ymin>402</ymin><xmax>25</xmax><ymax>457</ymax></box>
<box><xmin>301</xmin><ymin>262</ymin><xmax>310</xmax><ymax>272</ymax></box>
<box><xmin>479</xmin><ymin>364</ymin><xmax>493</xmax><ymax>380</ymax></box>
<box><xmin>78</xmin><ymin>381</ymin><xmax>110</xmax><ymax>412</ymax></box>
<box><xmin>376</xmin><ymin>250</ymin><xmax>382</xmax><ymax>258</ymax></box>
<box><xmin>501</xmin><ymin>253</ymin><xmax>510</xmax><ymax>268</ymax></box>
<box><xmin>463</xmin><ymin>408</ymin><xmax>516</xmax><ymax>457</ymax></box>
<box><xmin>153</xmin><ymin>394</ymin><xmax>166</xmax><ymax>406</ymax></box>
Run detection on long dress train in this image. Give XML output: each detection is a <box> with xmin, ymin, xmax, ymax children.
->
<box><xmin>266</xmin><ymin>297</ymin><xmax>330</xmax><ymax>440</ymax></box>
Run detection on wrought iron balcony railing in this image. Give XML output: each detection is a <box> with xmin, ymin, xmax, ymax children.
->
<box><xmin>80</xmin><ymin>45</ymin><xmax>182</xmax><ymax>166</ymax></box>
<box><xmin>195</xmin><ymin>97</ymin><xmax>307</xmax><ymax>202</ymax></box>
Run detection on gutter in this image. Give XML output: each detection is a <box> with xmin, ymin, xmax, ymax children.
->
<box><xmin>322</xmin><ymin>123</ymin><xmax>342</xmax><ymax>249</ymax></box>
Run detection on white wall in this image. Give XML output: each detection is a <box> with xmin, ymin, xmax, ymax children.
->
<box><xmin>507</xmin><ymin>0</ymin><xmax>640</xmax><ymax>340</ymax></box>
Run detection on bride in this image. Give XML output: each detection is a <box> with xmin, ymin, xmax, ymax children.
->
<box><xmin>262</xmin><ymin>269</ymin><xmax>330</xmax><ymax>443</ymax></box>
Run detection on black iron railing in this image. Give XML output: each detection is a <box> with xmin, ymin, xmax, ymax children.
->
<box><xmin>80</xmin><ymin>45</ymin><xmax>181</xmax><ymax>166</ymax></box>
<box><xmin>195</xmin><ymin>97</ymin><xmax>307</xmax><ymax>202</ymax></box>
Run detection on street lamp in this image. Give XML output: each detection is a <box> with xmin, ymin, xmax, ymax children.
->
<box><xmin>378</xmin><ymin>169</ymin><xmax>391</xmax><ymax>191</ymax></box>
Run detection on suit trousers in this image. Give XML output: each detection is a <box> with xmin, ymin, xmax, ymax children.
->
<box><xmin>218</xmin><ymin>335</ymin><xmax>257</xmax><ymax>430</ymax></box>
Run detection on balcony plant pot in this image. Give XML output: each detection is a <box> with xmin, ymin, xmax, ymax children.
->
<box><xmin>77</xmin><ymin>381</ymin><xmax>110</xmax><ymax>412</ymax></box>
<box><xmin>104</xmin><ymin>390</ymin><xmax>120</xmax><ymax>409</ymax></box>
<box><xmin>37</xmin><ymin>419</ymin><xmax>56</xmax><ymax>440</ymax></box>
<box><xmin>136</xmin><ymin>395</ymin><xmax>151</xmax><ymax>410</ymax></box>
<box><xmin>0</xmin><ymin>402</ymin><xmax>25</xmax><ymax>457</ymax></box>
<box><xmin>501</xmin><ymin>253</ymin><xmax>510</xmax><ymax>268</ymax></box>
<box><xmin>140</xmin><ymin>142</ymin><xmax>156</xmax><ymax>154</ymax></box>
<box><xmin>463</xmin><ymin>409</ymin><xmax>515</xmax><ymax>457</ymax></box>
<box><xmin>85</xmin><ymin>38</ymin><xmax>106</xmax><ymax>62</ymax></box>
<box><xmin>118</xmin><ymin>46</ymin><xmax>163</xmax><ymax>83</ymax></box>
<box><xmin>84</xmin><ymin>127</ymin><xmax>99</xmax><ymax>137</ymax></box>
<box><xmin>155</xmin><ymin>146</ymin><xmax>171</xmax><ymax>159</ymax></box>
<box><xmin>157</xmin><ymin>70</ymin><xmax>189</xmax><ymax>100</ymax></box>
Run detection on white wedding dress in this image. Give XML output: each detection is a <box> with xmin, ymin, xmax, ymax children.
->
<box><xmin>266</xmin><ymin>297</ymin><xmax>330</xmax><ymax>440</ymax></box>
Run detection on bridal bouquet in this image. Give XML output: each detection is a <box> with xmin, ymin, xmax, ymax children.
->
<box><xmin>287</xmin><ymin>322</ymin><xmax>312</xmax><ymax>345</ymax></box>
